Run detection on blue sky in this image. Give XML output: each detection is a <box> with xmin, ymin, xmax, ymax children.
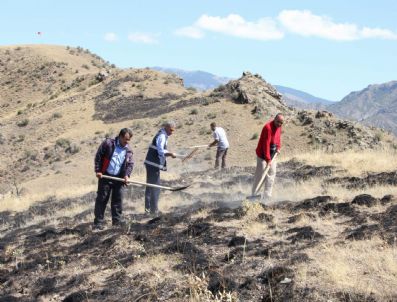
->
<box><xmin>1</xmin><ymin>0</ymin><xmax>397</xmax><ymax>101</ymax></box>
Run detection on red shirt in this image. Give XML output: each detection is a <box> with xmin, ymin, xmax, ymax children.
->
<box><xmin>255</xmin><ymin>120</ymin><xmax>281</xmax><ymax>162</ymax></box>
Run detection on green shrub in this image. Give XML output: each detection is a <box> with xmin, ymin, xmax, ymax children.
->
<box><xmin>206</xmin><ymin>113</ymin><xmax>216</xmax><ymax>119</ymax></box>
<box><xmin>251</xmin><ymin>133</ymin><xmax>258</xmax><ymax>140</ymax></box>
<box><xmin>190</xmin><ymin>108</ymin><xmax>198</xmax><ymax>115</ymax></box>
<box><xmin>55</xmin><ymin>138</ymin><xmax>71</xmax><ymax>148</ymax></box>
<box><xmin>187</xmin><ymin>87</ymin><xmax>197</xmax><ymax>92</ymax></box>
<box><xmin>65</xmin><ymin>143</ymin><xmax>80</xmax><ymax>154</ymax></box>
<box><xmin>52</xmin><ymin>112</ymin><xmax>62</xmax><ymax>119</ymax></box>
<box><xmin>16</xmin><ymin>135</ymin><xmax>25</xmax><ymax>142</ymax></box>
<box><xmin>17</xmin><ymin>119</ymin><xmax>29</xmax><ymax>127</ymax></box>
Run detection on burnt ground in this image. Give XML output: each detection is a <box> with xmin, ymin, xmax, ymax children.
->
<box><xmin>0</xmin><ymin>161</ymin><xmax>396</xmax><ymax>301</ymax></box>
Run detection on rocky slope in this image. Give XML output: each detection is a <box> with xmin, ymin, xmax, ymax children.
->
<box><xmin>328</xmin><ymin>81</ymin><xmax>397</xmax><ymax>135</ymax></box>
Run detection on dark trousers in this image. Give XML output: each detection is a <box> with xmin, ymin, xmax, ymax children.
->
<box><xmin>215</xmin><ymin>148</ymin><xmax>228</xmax><ymax>169</ymax></box>
<box><xmin>94</xmin><ymin>177</ymin><xmax>124</xmax><ymax>225</ymax></box>
<box><xmin>145</xmin><ymin>165</ymin><xmax>160</xmax><ymax>213</ymax></box>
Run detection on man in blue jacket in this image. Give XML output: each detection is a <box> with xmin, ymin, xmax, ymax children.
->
<box><xmin>144</xmin><ymin>121</ymin><xmax>177</xmax><ymax>216</ymax></box>
<box><xmin>94</xmin><ymin>128</ymin><xmax>134</xmax><ymax>229</ymax></box>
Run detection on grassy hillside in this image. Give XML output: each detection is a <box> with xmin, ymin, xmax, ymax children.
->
<box><xmin>0</xmin><ymin>44</ymin><xmax>397</xmax><ymax>301</ymax></box>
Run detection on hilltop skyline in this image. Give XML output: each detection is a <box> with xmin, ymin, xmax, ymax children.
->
<box><xmin>1</xmin><ymin>0</ymin><xmax>397</xmax><ymax>100</ymax></box>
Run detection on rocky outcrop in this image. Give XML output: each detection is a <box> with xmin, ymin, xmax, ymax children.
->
<box><xmin>294</xmin><ymin>109</ymin><xmax>384</xmax><ymax>150</ymax></box>
<box><xmin>210</xmin><ymin>71</ymin><xmax>288</xmax><ymax>117</ymax></box>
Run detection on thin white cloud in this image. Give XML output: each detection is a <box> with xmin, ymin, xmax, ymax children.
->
<box><xmin>104</xmin><ymin>32</ymin><xmax>118</xmax><ymax>42</ymax></box>
<box><xmin>174</xmin><ymin>26</ymin><xmax>204</xmax><ymax>39</ymax></box>
<box><xmin>278</xmin><ymin>10</ymin><xmax>397</xmax><ymax>41</ymax></box>
<box><xmin>128</xmin><ymin>32</ymin><xmax>159</xmax><ymax>44</ymax></box>
<box><xmin>361</xmin><ymin>27</ymin><xmax>397</xmax><ymax>40</ymax></box>
<box><xmin>176</xmin><ymin>14</ymin><xmax>284</xmax><ymax>41</ymax></box>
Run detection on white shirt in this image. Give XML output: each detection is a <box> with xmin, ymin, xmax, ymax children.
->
<box><xmin>213</xmin><ymin>127</ymin><xmax>229</xmax><ymax>150</ymax></box>
<box><xmin>155</xmin><ymin>128</ymin><xmax>169</xmax><ymax>157</ymax></box>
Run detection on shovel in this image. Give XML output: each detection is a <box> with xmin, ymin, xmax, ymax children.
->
<box><xmin>101</xmin><ymin>175</ymin><xmax>190</xmax><ymax>191</ymax></box>
<box><xmin>251</xmin><ymin>152</ymin><xmax>279</xmax><ymax>197</ymax></box>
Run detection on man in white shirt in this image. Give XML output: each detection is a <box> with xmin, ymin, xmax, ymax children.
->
<box><xmin>208</xmin><ymin>122</ymin><xmax>229</xmax><ymax>169</ymax></box>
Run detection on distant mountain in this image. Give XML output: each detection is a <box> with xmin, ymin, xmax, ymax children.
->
<box><xmin>328</xmin><ymin>81</ymin><xmax>397</xmax><ymax>135</ymax></box>
<box><xmin>153</xmin><ymin>67</ymin><xmax>334</xmax><ymax>110</ymax></box>
<box><xmin>275</xmin><ymin>85</ymin><xmax>334</xmax><ymax>110</ymax></box>
<box><xmin>152</xmin><ymin>67</ymin><xmax>231</xmax><ymax>90</ymax></box>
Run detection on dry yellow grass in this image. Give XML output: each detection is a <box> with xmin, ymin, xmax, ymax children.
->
<box><xmin>272</xmin><ymin>178</ymin><xmax>397</xmax><ymax>203</ymax></box>
<box><xmin>283</xmin><ymin>148</ymin><xmax>397</xmax><ymax>176</ymax></box>
<box><xmin>295</xmin><ymin>237</ymin><xmax>397</xmax><ymax>300</ymax></box>
<box><xmin>0</xmin><ymin>184</ymin><xmax>96</xmax><ymax>212</ymax></box>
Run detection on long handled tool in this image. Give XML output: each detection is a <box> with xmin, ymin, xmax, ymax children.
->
<box><xmin>252</xmin><ymin>152</ymin><xmax>278</xmax><ymax>196</ymax></box>
<box><xmin>178</xmin><ymin>144</ymin><xmax>209</xmax><ymax>163</ymax></box>
<box><xmin>174</xmin><ymin>149</ymin><xmax>200</xmax><ymax>163</ymax></box>
<box><xmin>182</xmin><ymin>147</ymin><xmax>200</xmax><ymax>163</ymax></box>
<box><xmin>101</xmin><ymin>175</ymin><xmax>190</xmax><ymax>191</ymax></box>
<box><xmin>187</xmin><ymin>144</ymin><xmax>209</xmax><ymax>149</ymax></box>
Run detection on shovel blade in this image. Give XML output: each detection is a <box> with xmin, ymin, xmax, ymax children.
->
<box><xmin>170</xmin><ymin>184</ymin><xmax>191</xmax><ymax>191</ymax></box>
<box><xmin>246</xmin><ymin>194</ymin><xmax>261</xmax><ymax>201</ymax></box>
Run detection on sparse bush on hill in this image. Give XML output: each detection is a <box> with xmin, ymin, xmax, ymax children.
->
<box><xmin>0</xmin><ymin>133</ymin><xmax>5</xmax><ymax>144</ymax></box>
<box><xmin>24</xmin><ymin>150</ymin><xmax>38</xmax><ymax>161</ymax></box>
<box><xmin>55</xmin><ymin>138</ymin><xmax>71</xmax><ymax>149</ymax></box>
<box><xmin>185</xmin><ymin>118</ymin><xmax>194</xmax><ymax>126</ymax></box>
<box><xmin>199</xmin><ymin>127</ymin><xmax>211</xmax><ymax>136</ymax></box>
<box><xmin>16</xmin><ymin>119</ymin><xmax>29</xmax><ymax>127</ymax></box>
<box><xmin>201</xmin><ymin>99</ymin><xmax>210</xmax><ymax>106</ymax></box>
<box><xmin>251</xmin><ymin>133</ymin><xmax>258</xmax><ymax>140</ymax></box>
<box><xmin>65</xmin><ymin>143</ymin><xmax>80</xmax><ymax>154</ymax></box>
<box><xmin>52</xmin><ymin>112</ymin><xmax>62</xmax><ymax>119</ymax></box>
<box><xmin>374</xmin><ymin>131</ymin><xmax>383</xmax><ymax>142</ymax></box>
<box><xmin>131</xmin><ymin>121</ymin><xmax>144</xmax><ymax>130</ymax></box>
<box><xmin>187</xmin><ymin>87</ymin><xmax>197</xmax><ymax>93</ymax></box>
<box><xmin>207</xmin><ymin>112</ymin><xmax>217</xmax><ymax>119</ymax></box>
<box><xmin>16</xmin><ymin>135</ymin><xmax>25</xmax><ymax>142</ymax></box>
<box><xmin>49</xmin><ymin>92</ymin><xmax>59</xmax><ymax>100</ymax></box>
<box><xmin>190</xmin><ymin>108</ymin><xmax>198</xmax><ymax>115</ymax></box>
<box><xmin>81</xmin><ymin>64</ymin><xmax>90</xmax><ymax>70</ymax></box>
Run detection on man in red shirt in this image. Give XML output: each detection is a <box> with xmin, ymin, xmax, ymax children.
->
<box><xmin>251</xmin><ymin>113</ymin><xmax>284</xmax><ymax>202</ymax></box>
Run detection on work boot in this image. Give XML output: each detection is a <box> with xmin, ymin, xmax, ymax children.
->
<box><xmin>92</xmin><ymin>223</ymin><xmax>105</xmax><ymax>231</ymax></box>
<box><xmin>112</xmin><ymin>218</ymin><xmax>128</xmax><ymax>228</ymax></box>
<box><xmin>151</xmin><ymin>210</ymin><xmax>162</xmax><ymax>218</ymax></box>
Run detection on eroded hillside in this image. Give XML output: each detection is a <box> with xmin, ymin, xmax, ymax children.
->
<box><xmin>1</xmin><ymin>45</ymin><xmax>394</xmax><ymax>200</ymax></box>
